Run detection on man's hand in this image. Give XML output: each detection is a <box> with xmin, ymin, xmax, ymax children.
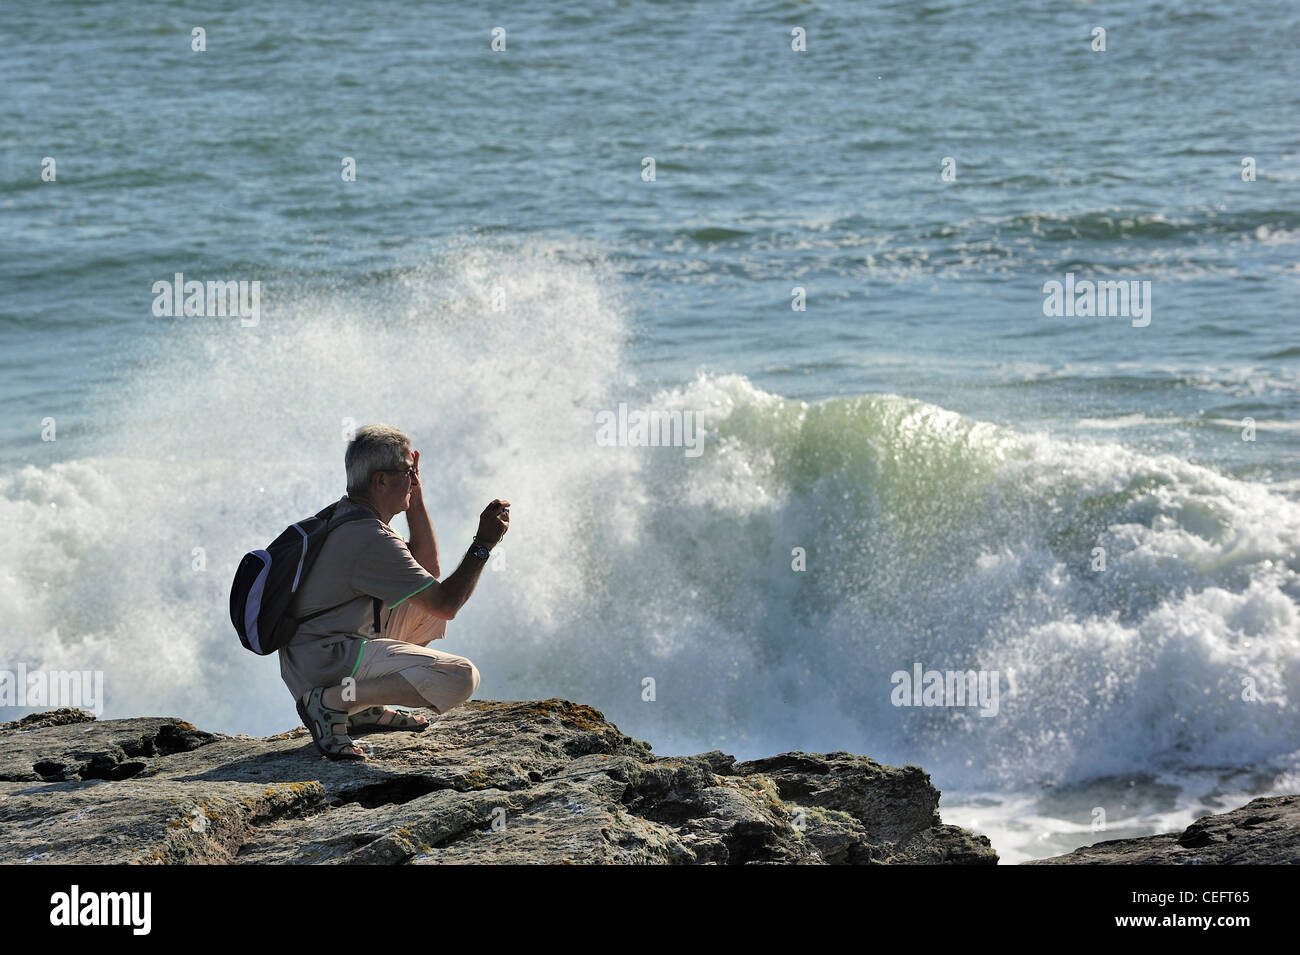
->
<box><xmin>409</xmin><ymin>449</ymin><xmax>424</xmax><ymax>503</ymax></box>
<box><xmin>476</xmin><ymin>499</ymin><xmax>510</xmax><ymax>548</ymax></box>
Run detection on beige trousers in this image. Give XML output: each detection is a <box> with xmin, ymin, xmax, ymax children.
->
<box><xmin>353</xmin><ymin>599</ymin><xmax>480</xmax><ymax>714</ymax></box>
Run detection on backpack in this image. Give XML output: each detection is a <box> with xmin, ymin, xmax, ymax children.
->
<box><xmin>230</xmin><ymin>499</ymin><xmax>382</xmax><ymax>655</ymax></box>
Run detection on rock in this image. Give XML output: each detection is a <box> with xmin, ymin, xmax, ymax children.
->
<box><xmin>0</xmin><ymin>700</ymin><xmax>996</xmax><ymax>865</ymax></box>
<box><xmin>731</xmin><ymin>752</ymin><xmax>997</xmax><ymax>863</ymax></box>
<box><xmin>0</xmin><ymin>707</ymin><xmax>98</xmax><ymax>735</ymax></box>
<box><xmin>1025</xmin><ymin>795</ymin><xmax>1300</xmax><ymax>864</ymax></box>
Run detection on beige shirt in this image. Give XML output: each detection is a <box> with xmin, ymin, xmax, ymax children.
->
<box><xmin>277</xmin><ymin>495</ymin><xmax>437</xmax><ymax>703</ymax></box>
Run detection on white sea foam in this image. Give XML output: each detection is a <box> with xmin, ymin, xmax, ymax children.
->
<box><xmin>1</xmin><ymin>239</ymin><xmax>1297</xmax><ymax>866</ymax></box>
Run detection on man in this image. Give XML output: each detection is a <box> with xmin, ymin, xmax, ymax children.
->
<box><xmin>281</xmin><ymin>424</ymin><xmax>509</xmax><ymax>760</ymax></box>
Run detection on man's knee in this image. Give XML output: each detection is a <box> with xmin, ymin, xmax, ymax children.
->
<box><xmin>453</xmin><ymin>659</ymin><xmax>480</xmax><ymax>704</ymax></box>
<box><xmin>408</xmin><ymin>659</ymin><xmax>479</xmax><ymax>709</ymax></box>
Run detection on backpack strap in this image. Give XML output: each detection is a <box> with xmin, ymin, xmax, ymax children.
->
<box><xmin>292</xmin><ymin>502</ymin><xmax>388</xmax><ymax>634</ymax></box>
<box><xmin>296</xmin><ymin>595</ymin><xmax>382</xmax><ymax>630</ymax></box>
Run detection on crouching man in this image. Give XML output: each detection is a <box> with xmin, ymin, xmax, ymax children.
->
<box><xmin>281</xmin><ymin>423</ymin><xmax>509</xmax><ymax>760</ymax></box>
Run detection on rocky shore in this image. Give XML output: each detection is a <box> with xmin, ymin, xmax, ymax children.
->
<box><xmin>1026</xmin><ymin>794</ymin><xmax>1300</xmax><ymax>865</ymax></box>
<box><xmin>0</xmin><ymin>702</ymin><xmax>997</xmax><ymax>864</ymax></box>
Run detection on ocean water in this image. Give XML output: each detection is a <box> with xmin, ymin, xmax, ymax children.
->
<box><xmin>2</xmin><ymin>1</ymin><xmax>1297</xmax><ymax>864</ymax></box>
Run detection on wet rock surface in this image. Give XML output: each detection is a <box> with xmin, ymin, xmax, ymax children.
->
<box><xmin>0</xmin><ymin>701</ymin><xmax>997</xmax><ymax>865</ymax></box>
<box><xmin>1025</xmin><ymin>794</ymin><xmax>1300</xmax><ymax>865</ymax></box>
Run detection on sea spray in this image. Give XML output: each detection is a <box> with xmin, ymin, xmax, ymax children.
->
<box><xmin>0</xmin><ymin>242</ymin><xmax>1296</xmax><ymax>799</ymax></box>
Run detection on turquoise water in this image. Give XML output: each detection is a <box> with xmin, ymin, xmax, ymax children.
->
<box><xmin>2</xmin><ymin>1</ymin><xmax>1297</xmax><ymax>862</ymax></box>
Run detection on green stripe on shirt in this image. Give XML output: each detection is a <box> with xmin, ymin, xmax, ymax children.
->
<box><xmin>386</xmin><ymin>577</ymin><xmax>437</xmax><ymax>611</ymax></box>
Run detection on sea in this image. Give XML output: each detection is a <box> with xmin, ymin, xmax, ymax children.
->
<box><xmin>1</xmin><ymin>1</ymin><xmax>1297</xmax><ymax>864</ymax></box>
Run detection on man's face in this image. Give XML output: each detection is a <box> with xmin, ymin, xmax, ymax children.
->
<box><xmin>375</xmin><ymin>448</ymin><xmax>415</xmax><ymax>514</ymax></box>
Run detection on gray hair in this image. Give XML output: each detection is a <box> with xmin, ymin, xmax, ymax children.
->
<box><xmin>345</xmin><ymin>424</ymin><xmax>411</xmax><ymax>494</ymax></box>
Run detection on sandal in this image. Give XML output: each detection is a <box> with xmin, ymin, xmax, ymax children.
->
<box><xmin>296</xmin><ymin>686</ymin><xmax>365</xmax><ymax>760</ymax></box>
<box><xmin>347</xmin><ymin>706</ymin><xmax>431</xmax><ymax>735</ymax></box>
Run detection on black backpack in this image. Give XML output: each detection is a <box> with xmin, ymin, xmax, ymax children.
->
<box><xmin>230</xmin><ymin>500</ymin><xmax>382</xmax><ymax>655</ymax></box>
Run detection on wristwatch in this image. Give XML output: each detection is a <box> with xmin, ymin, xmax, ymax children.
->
<box><xmin>469</xmin><ymin>539</ymin><xmax>492</xmax><ymax>561</ymax></box>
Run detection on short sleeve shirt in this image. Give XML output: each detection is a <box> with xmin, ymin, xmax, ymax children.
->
<box><xmin>277</xmin><ymin>495</ymin><xmax>437</xmax><ymax>703</ymax></box>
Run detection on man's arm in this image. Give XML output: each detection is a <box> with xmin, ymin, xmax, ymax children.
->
<box><xmin>411</xmin><ymin>499</ymin><xmax>510</xmax><ymax>621</ymax></box>
<box><xmin>404</xmin><ymin>450</ymin><xmax>440</xmax><ymax>577</ymax></box>
<box><xmin>406</xmin><ymin>495</ymin><xmax>440</xmax><ymax>578</ymax></box>
<box><xmin>411</xmin><ymin>546</ymin><xmax>487</xmax><ymax>621</ymax></box>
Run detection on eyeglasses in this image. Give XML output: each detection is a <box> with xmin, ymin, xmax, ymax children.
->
<box><xmin>375</xmin><ymin>466</ymin><xmax>417</xmax><ymax>480</ymax></box>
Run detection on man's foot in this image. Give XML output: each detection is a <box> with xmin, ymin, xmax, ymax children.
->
<box><xmin>348</xmin><ymin>706</ymin><xmax>431</xmax><ymax>735</ymax></box>
<box><xmin>296</xmin><ymin>687</ymin><xmax>365</xmax><ymax>760</ymax></box>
